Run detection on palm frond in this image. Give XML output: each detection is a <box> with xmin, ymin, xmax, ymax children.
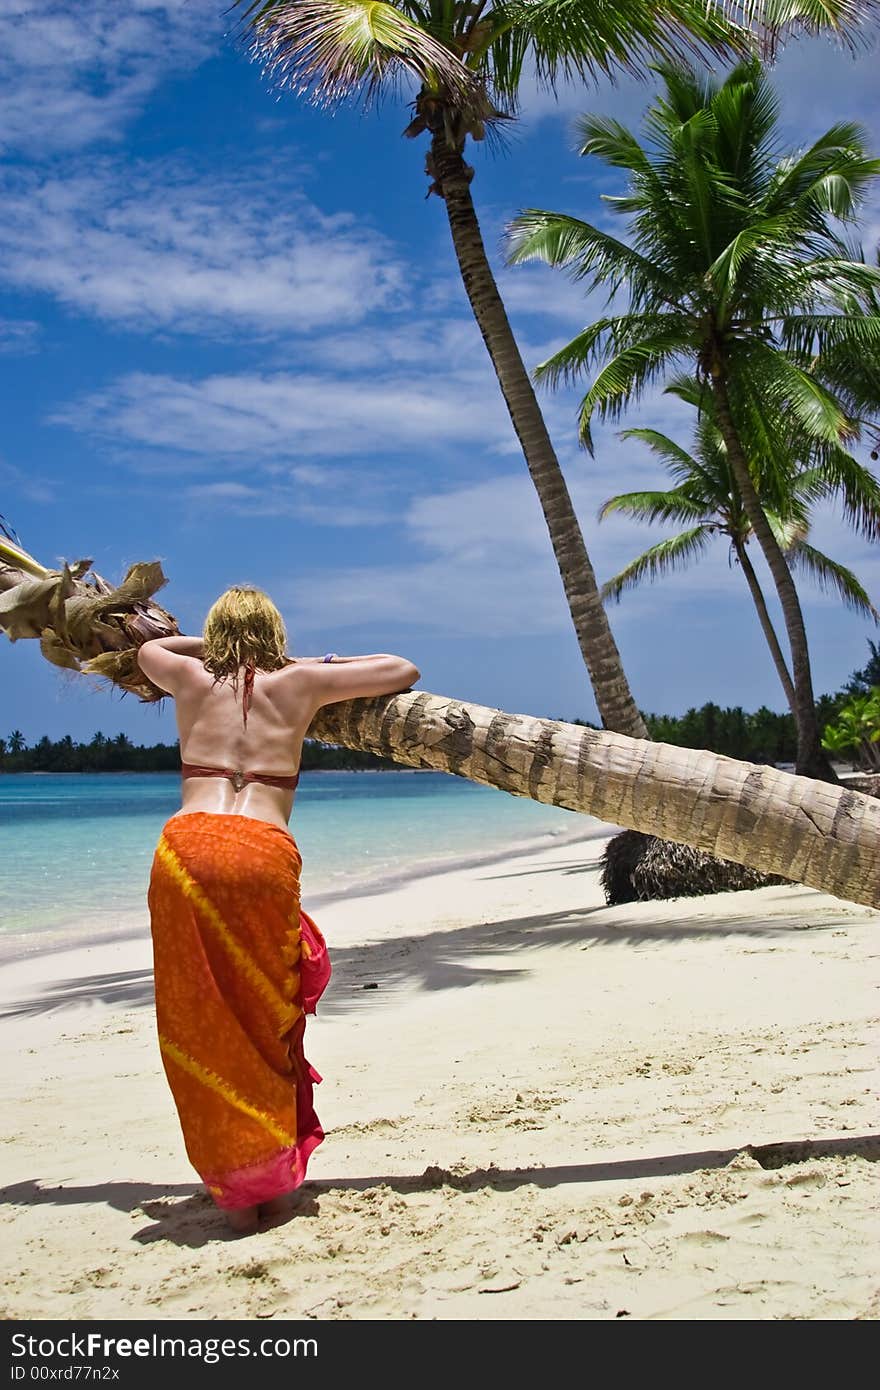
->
<box><xmin>530</xmin><ymin>319</ymin><xmax>613</xmax><ymax>391</ymax></box>
<box><xmin>598</xmin><ymin>487</ymin><xmax>708</xmax><ymax>526</ymax></box>
<box><xmin>737</xmin><ymin>0</ymin><xmax>880</xmax><ymax>58</ymax></box>
<box><xmin>601</xmin><ymin>526</ymin><xmax>713</xmax><ymax>602</ymax></box>
<box><xmin>737</xmin><ymin>338</ymin><xmax>855</xmax><ymax>443</ymax></box>
<box><xmin>779</xmin><ymin>308</ymin><xmax>880</xmax><ymax>357</ymax></box>
<box><xmin>576</xmin><ymin>334</ymin><xmax>686</xmax><ymax>450</ymax></box>
<box><xmin>708</xmin><ymin>214</ymin><xmax>801</xmax><ymax>314</ymax></box>
<box><xmin>486</xmin><ymin>0</ymin><xmax>751</xmax><ymax>104</ymax></box>
<box><xmin>812</xmin><ymin>446</ymin><xmax>880</xmax><ymax>541</ymax></box>
<box><xmin>533</xmin><ymin>312</ymin><xmax>687</xmax><ymax>390</ymax></box>
<box><xmin>233</xmin><ymin>0</ymin><xmax>487</xmax><ymax>113</ymax></box>
<box><xmin>618</xmin><ymin>427</ymin><xmax>699</xmax><ymax>475</ymax></box>
<box><xmin>504</xmin><ymin>210</ymin><xmax>683</xmax><ymax>310</ymax></box>
<box><xmin>787</xmin><ymin>541</ymin><xmax>880</xmax><ymax>621</ymax></box>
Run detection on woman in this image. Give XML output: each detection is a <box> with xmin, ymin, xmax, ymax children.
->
<box><xmin>136</xmin><ymin>585</ymin><xmax>420</xmax><ymax>1235</ymax></box>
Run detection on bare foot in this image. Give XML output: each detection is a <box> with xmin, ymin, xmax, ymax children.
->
<box><xmin>225</xmin><ymin>1205</ymin><xmax>259</xmax><ymax>1235</ymax></box>
<box><xmin>259</xmin><ymin>1193</ymin><xmax>296</xmax><ymax>1221</ymax></box>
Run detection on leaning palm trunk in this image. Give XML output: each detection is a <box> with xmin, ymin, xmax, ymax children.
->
<box><xmin>426</xmin><ymin>129</ymin><xmax>648</xmax><ymax>740</ymax></box>
<box><xmin>711</xmin><ymin>373</ymin><xmax>835</xmax><ymax>782</ymax></box>
<box><xmin>309</xmin><ymin>689</ymin><xmax>880</xmax><ymax>910</ymax></box>
<box><xmin>2</xmin><ymin>544</ymin><xmax>877</xmax><ymax>911</ymax></box>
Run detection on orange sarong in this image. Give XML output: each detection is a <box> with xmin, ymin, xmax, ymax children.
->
<box><xmin>147</xmin><ymin>812</ymin><xmax>331</xmax><ymax>1210</ymax></box>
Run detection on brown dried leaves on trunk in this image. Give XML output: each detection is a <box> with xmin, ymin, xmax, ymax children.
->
<box><xmin>0</xmin><ymin>549</ymin><xmax>178</xmax><ymax>702</ymax></box>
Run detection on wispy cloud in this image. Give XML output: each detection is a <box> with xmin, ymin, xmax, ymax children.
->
<box><xmin>0</xmin><ymin>456</ymin><xmax>55</xmax><ymax>504</ymax></box>
<box><xmin>0</xmin><ymin>316</ymin><xmax>40</xmax><ymax>354</ymax></box>
<box><xmin>278</xmin><ymin>469</ymin><xmax>733</xmax><ymax>638</ymax></box>
<box><xmin>0</xmin><ymin>0</ymin><xmax>223</xmax><ymax>155</ymax></box>
<box><xmin>0</xmin><ymin>159</ymin><xmax>406</xmax><ymax>335</ymax></box>
<box><xmin>51</xmin><ymin>365</ymin><xmax>515</xmax><ymax>461</ymax></box>
<box><xmin>282</xmin><ymin>465</ymin><xmax>878</xmax><ymax>647</ymax></box>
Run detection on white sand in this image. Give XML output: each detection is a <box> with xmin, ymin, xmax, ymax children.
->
<box><xmin>1</xmin><ymin>827</ymin><xmax>878</xmax><ymax>1322</ymax></box>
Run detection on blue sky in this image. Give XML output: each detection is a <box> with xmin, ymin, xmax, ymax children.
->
<box><xmin>2</xmin><ymin>1</ymin><xmax>879</xmax><ymax>746</ymax></box>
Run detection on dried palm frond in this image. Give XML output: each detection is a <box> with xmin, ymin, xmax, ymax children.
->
<box><xmin>600</xmin><ymin>828</ymin><xmax>787</xmax><ymax>904</ymax></box>
<box><xmin>0</xmin><ymin>536</ymin><xmax>178</xmax><ymax>703</ymax></box>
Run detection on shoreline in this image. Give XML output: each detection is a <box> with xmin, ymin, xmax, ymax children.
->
<box><xmin>0</xmin><ymin>815</ymin><xmax>617</xmax><ymax>966</ymax></box>
<box><xmin>2</xmin><ymin>831</ymin><xmax>877</xmax><ymax>1320</ymax></box>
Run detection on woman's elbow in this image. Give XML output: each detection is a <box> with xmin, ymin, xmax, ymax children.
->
<box><xmin>400</xmin><ymin>660</ymin><xmax>420</xmax><ymax>687</ymax></box>
<box><xmin>135</xmin><ymin>641</ymin><xmax>157</xmax><ymax>674</ymax></box>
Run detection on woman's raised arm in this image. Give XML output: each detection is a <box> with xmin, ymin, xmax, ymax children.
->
<box><xmin>306</xmin><ymin>653</ymin><xmax>420</xmax><ymax>707</ymax></box>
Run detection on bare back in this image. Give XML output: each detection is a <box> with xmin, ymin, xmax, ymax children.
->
<box><xmin>173</xmin><ymin>661</ymin><xmax>319</xmax><ymax>829</ymax></box>
<box><xmin>136</xmin><ymin>644</ymin><xmax>421</xmax><ymax>833</ymax></box>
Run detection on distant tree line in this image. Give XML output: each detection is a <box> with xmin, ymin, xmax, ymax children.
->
<box><xmin>0</xmin><ymin>731</ymin><xmax>405</xmax><ymax>774</ymax></box>
<box><xmin>572</xmin><ymin>642</ymin><xmax>880</xmax><ymax>766</ymax></box>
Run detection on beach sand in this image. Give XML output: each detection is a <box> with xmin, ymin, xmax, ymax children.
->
<box><xmin>1</xmin><ymin>825</ymin><xmax>878</xmax><ymax>1322</ymax></box>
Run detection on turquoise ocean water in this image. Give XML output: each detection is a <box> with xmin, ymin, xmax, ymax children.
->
<box><xmin>0</xmin><ymin>770</ymin><xmax>599</xmax><ymax>957</ymax></box>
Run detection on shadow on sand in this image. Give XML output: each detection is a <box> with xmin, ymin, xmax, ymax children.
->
<box><xmin>0</xmin><ymin>879</ymin><xmax>856</xmax><ymax>1024</ymax></box>
<box><xmin>3</xmin><ymin>1133</ymin><xmax>876</xmax><ymax>1248</ymax></box>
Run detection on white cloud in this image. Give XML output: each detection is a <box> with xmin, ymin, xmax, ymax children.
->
<box><xmin>0</xmin><ymin>0</ymin><xmax>223</xmax><ymax>154</ymax></box>
<box><xmin>279</xmin><ymin>448</ymin><xmax>880</xmax><ymax>643</ymax></box>
<box><xmin>278</xmin><ymin>469</ymin><xmax>711</xmax><ymax>637</ymax></box>
<box><xmin>0</xmin><ymin>160</ymin><xmax>406</xmax><ymax>335</ymax></box>
<box><xmin>52</xmin><ymin>366</ymin><xmax>515</xmax><ymax>460</ymax></box>
<box><xmin>183</xmin><ymin>477</ymin><xmax>395</xmax><ymax>527</ymax></box>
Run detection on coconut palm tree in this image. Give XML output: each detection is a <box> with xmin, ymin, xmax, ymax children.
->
<box><xmin>505</xmin><ymin>58</ymin><xmax>880</xmax><ymax>779</ymax></box>
<box><xmin>228</xmin><ymin>2</ymin><xmax>794</xmax><ymax>739</ymax></box>
<box><xmin>2</xmin><ymin>535</ymin><xmax>880</xmax><ymax>909</ymax></box>
<box><xmin>599</xmin><ymin>387</ymin><xmax>880</xmax><ymax>711</ymax></box>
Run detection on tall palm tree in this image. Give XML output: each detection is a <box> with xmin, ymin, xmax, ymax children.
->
<box><xmin>2</xmin><ymin>535</ymin><xmax>879</xmax><ymax>909</ymax></box>
<box><xmin>228</xmin><ymin>1</ymin><xmax>797</xmax><ymax>740</ymax></box>
<box><xmin>506</xmin><ymin>58</ymin><xmax>880</xmax><ymax>779</ymax></box>
<box><xmin>599</xmin><ymin>386</ymin><xmax>880</xmax><ymax>711</ymax></box>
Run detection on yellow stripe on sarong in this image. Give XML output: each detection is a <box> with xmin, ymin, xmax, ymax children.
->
<box><xmin>159</xmin><ymin>1036</ymin><xmax>297</xmax><ymax>1148</ymax></box>
<box><xmin>156</xmin><ymin>835</ymin><xmax>301</xmax><ymax>1035</ymax></box>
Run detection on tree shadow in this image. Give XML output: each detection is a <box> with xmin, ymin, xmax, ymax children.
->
<box><xmin>4</xmin><ymin>1134</ymin><xmax>875</xmax><ymax>1249</ymax></box>
<box><xmin>0</xmin><ymin>968</ymin><xmax>155</xmax><ymax>1020</ymax></box>
<box><xmin>1</xmin><ymin>879</ymin><xmax>862</xmax><ymax>1022</ymax></box>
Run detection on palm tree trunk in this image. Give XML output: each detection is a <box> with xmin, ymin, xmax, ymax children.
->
<box><xmin>732</xmin><ymin>537</ymin><xmax>796</xmax><ymax>713</ymax></box>
<box><xmin>427</xmin><ymin>131</ymin><xmax>648</xmax><ymax>739</ymax></box>
<box><xmin>710</xmin><ymin>372</ymin><xmax>836</xmax><ymax>781</ymax></box>
<box><xmin>307</xmin><ymin>688</ymin><xmax>880</xmax><ymax>910</ymax></box>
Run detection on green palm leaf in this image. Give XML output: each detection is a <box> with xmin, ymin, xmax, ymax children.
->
<box><xmin>482</xmin><ymin>0</ymin><xmax>751</xmax><ymax>100</ymax></box>
<box><xmin>737</xmin><ymin>339</ymin><xmax>855</xmax><ymax>442</ymax></box>
<box><xmin>601</xmin><ymin>527</ymin><xmax>714</xmax><ymax>601</ymax></box>
<box><xmin>505</xmin><ymin>210</ymin><xmax>683</xmax><ymax>308</ymax></box>
<box><xmin>572</xmin><ymin>331</ymin><xmax>688</xmax><ymax>448</ymax></box>
<box><xmin>810</xmin><ymin>447</ymin><xmax>880</xmax><ymax>541</ymax></box>
<box><xmin>598</xmin><ymin>487</ymin><xmax>709</xmax><ymax>525</ymax></box>
<box><xmin>739</xmin><ymin>0</ymin><xmax>880</xmax><ymax>56</ymax></box>
<box><xmin>787</xmin><ymin>542</ymin><xmax>880</xmax><ymax>620</ymax></box>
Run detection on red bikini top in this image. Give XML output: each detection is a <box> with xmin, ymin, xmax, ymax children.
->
<box><xmin>181</xmin><ymin>661</ymin><xmax>301</xmax><ymax>791</ymax></box>
<box><xmin>180</xmin><ymin>763</ymin><xmax>300</xmax><ymax>794</ymax></box>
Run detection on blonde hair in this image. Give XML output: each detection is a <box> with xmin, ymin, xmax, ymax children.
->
<box><xmin>202</xmin><ymin>586</ymin><xmax>289</xmax><ymax>681</ymax></box>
